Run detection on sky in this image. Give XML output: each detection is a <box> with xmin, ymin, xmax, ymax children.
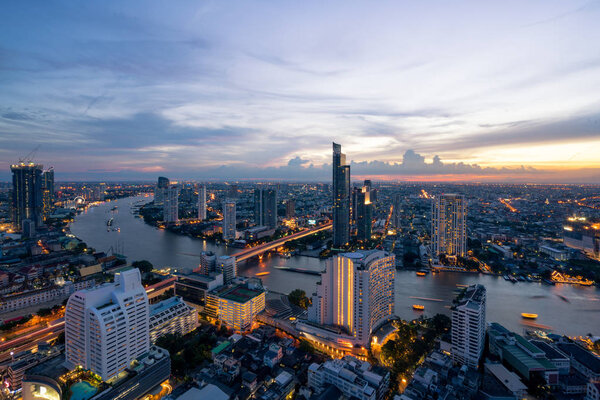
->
<box><xmin>1</xmin><ymin>1</ymin><xmax>600</xmax><ymax>182</ymax></box>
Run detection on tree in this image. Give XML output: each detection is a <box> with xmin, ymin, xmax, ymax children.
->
<box><xmin>288</xmin><ymin>289</ymin><xmax>311</xmax><ymax>309</ymax></box>
<box><xmin>132</xmin><ymin>260</ymin><xmax>153</xmax><ymax>274</ymax></box>
<box><xmin>36</xmin><ymin>308</ymin><xmax>52</xmax><ymax>317</ymax></box>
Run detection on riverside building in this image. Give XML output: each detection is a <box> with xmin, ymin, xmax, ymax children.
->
<box><xmin>432</xmin><ymin>193</ymin><xmax>467</xmax><ymax>258</ymax></box>
<box><xmin>451</xmin><ymin>284</ymin><xmax>486</xmax><ymax>369</ymax></box>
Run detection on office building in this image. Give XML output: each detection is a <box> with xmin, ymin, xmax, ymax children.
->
<box><xmin>149</xmin><ymin>296</ymin><xmax>198</xmax><ymax>343</ymax></box>
<box><xmin>308</xmin><ymin>356</ymin><xmax>390</xmax><ymax>400</ymax></box>
<box><xmin>451</xmin><ymin>284</ymin><xmax>486</xmax><ymax>369</ymax></box>
<box><xmin>392</xmin><ymin>193</ymin><xmax>403</xmax><ymax>229</ymax></box>
<box><xmin>65</xmin><ymin>268</ymin><xmax>150</xmax><ymax>381</ymax></box>
<box><xmin>154</xmin><ymin>176</ymin><xmax>169</xmax><ymax>206</ymax></box>
<box><xmin>432</xmin><ymin>193</ymin><xmax>467</xmax><ymax>258</ymax></box>
<box><xmin>11</xmin><ymin>162</ymin><xmax>43</xmax><ymax>230</ymax></box>
<box><xmin>254</xmin><ymin>187</ymin><xmax>277</xmax><ymax>228</ymax></box>
<box><xmin>308</xmin><ymin>250</ymin><xmax>395</xmax><ymax>346</ymax></box>
<box><xmin>563</xmin><ymin>217</ymin><xmax>600</xmax><ymax>260</ymax></box>
<box><xmin>332</xmin><ymin>142</ymin><xmax>350</xmax><ymax>247</ymax></box>
<box><xmin>354</xmin><ymin>182</ymin><xmax>374</xmax><ymax>241</ymax></box>
<box><xmin>23</xmin><ymin>346</ymin><xmax>170</xmax><ymax>400</ymax></box>
<box><xmin>197</xmin><ymin>184</ymin><xmax>207</xmax><ymax>220</ymax></box>
<box><xmin>41</xmin><ymin>167</ymin><xmax>54</xmax><ymax>219</ymax></box>
<box><xmin>198</xmin><ymin>250</ymin><xmax>217</xmax><ymax>275</ymax></box>
<box><xmin>217</xmin><ymin>255</ymin><xmax>237</xmax><ymax>284</ymax></box>
<box><xmin>206</xmin><ymin>279</ymin><xmax>265</xmax><ymax>331</ymax></box>
<box><xmin>175</xmin><ymin>271</ymin><xmax>223</xmax><ymax>306</ymax></box>
<box><xmin>285</xmin><ymin>199</ymin><xmax>295</xmax><ymax>218</ymax></box>
<box><xmin>163</xmin><ymin>183</ymin><xmax>179</xmax><ymax>223</ymax></box>
<box><xmin>222</xmin><ymin>199</ymin><xmax>237</xmax><ymax>240</ymax></box>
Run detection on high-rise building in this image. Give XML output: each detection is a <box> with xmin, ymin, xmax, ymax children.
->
<box><xmin>163</xmin><ymin>183</ymin><xmax>179</xmax><ymax>223</ymax></box>
<box><xmin>198</xmin><ymin>251</ymin><xmax>217</xmax><ymax>275</ymax></box>
<box><xmin>432</xmin><ymin>194</ymin><xmax>467</xmax><ymax>258</ymax></box>
<box><xmin>332</xmin><ymin>142</ymin><xmax>350</xmax><ymax>247</ymax></box>
<box><xmin>217</xmin><ymin>255</ymin><xmax>237</xmax><ymax>284</ymax></box>
<box><xmin>41</xmin><ymin>168</ymin><xmax>54</xmax><ymax>220</ymax></box>
<box><xmin>254</xmin><ymin>187</ymin><xmax>277</xmax><ymax>228</ymax></box>
<box><xmin>285</xmin><ymin>199</ymin><xmax>295</xmax><ymax>218</ymax></box>
<box><xmin>308</xmin><ymin>250</ymin><xmax>395</xmax><ymax>346</ymax></box>
<box><xmin>206</xmin><ymin>279</ymin><xmax>265</xmax><ymax>331</ymax></box>
<box><xmin>222</xmin><ymin>199</ymin><xmax>237</xmax><ymax>240</ymax></box>
<box><xmin>149</xmin><ymin>296</ymin><xmax>198</xmax><ymax>343</ymax></box>
<box><xmin>392</xmin><ymin>193</ymin><xmax>403</xmax><ymax>229</ymax></box>
<box><xmin>451</xmin><ymin>284</ymin><xmax>486</xmax><ymax>369</ymax></box>
<box><xmin>11</xmin><ymin>162</ymin><xmax>43</xmax><ymax>230</ymax></box>
<box><xmin>154</xmin><ymin>176</ymin><xmax>169</xmax><ymax>206</ymax></box>
<box><xmin>197</xmin><ymin>184</ymin><xmax>207</xmax><ymax>220</ymax></box>
<box><xmin>355</xmin><ymin>182</ymin><xmax>374</xmax><ymax>241</ymax></box>
<box><xmin>65</xmin><ymin>268</ymin><xmax>150</xmax><ymax>381</ymax></box>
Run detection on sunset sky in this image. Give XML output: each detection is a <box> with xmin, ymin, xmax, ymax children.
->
<box><xmin>1</xmin><ymin>1</ymin><xmax>599</xmax><ymax>182</ymax></box>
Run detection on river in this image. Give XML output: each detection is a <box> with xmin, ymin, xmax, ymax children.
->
<box><xmin>70</xmin><ymin>196</ymin><xmax>600</xmax><ymax>336</ymax></box>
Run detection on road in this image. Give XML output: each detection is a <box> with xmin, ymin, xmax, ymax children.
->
<box><xmin>234</xmin><ymin>222</ymin><xmax>332</xmax><ymax>262</ymax></box>
<box><xmin>0</xmin><ymin>320</ymin><xmax>64</xmax><ymax>363</ymax></box>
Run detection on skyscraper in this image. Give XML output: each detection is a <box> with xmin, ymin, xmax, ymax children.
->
<box><xmin>154</xmin><ymin>176</ymin><xmax>169</xmax><ymax>206</ymax></box>
<box><xmin>163</xmin><ymin>183</ymin><xmax>179</xmax><ymax>223</ymax></box>
<box><xmin>197</xmin><ymin>184</ymin><xmax>207</xmax><ymax>220</ymax></box>
<box><xmin>451</xmin><ymin>284</ymin><xmax>486</xmax><ymax>369</ymax></box>
<box><xmin>222</xmin><ymin>199</ymin><xmax>237</xmax><ymax>240</ymax></box>
<box><xmin>11</xmin><ymin>162</ymin><xmax>43</xmax><ymax>230</ymax></box>
<box><xmin>432</xmin><ymin>194</ymin><xmax>467</xmax><ymax>258</ymax></box>
<box><xmin>41</xmin><ymin>167</ymin><xmax>54</xmax><ymax>220</ymax></box>
<box><xmin>332</xmin><ymin>142</ymin><xmax>350</xmax><ymax>247</ymax></box>
<box><xmin>217</xmin><ymin>255</ymin><xmax>237</xmax><ymax>284</ymax></box>
<box><xmin>308</xmin><ymin>250</ymin><xmax>395</xmax><ymax>346</ymax></box>
<box><xmin>254</xmin><ymin>187</ymin><xmax>277</xmax><ymax>228</ymax></box>
<box><xmin>65</xmin><ymin>268</ymin><xmax>150</xmax><ymax>381</ymax></box>
<box><xmin>355</xmin><ymin>182</ymin><xmax>374</xmax><ymax>241</ymax></box>
<box><xmin>285</xmin><ymin>199</ymin><xmax>295</xmax><ymax>218</ymax></box>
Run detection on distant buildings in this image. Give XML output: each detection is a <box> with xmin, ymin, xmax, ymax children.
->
<box><xmin>11</xmin><ymin>161</ymin><xmax>43</xmax><ymax>230</ymax></box>
<box><xmin>285</xmin><ymin>199</ymin><xmax>295</xmax><ymax>218</ymax></box>
<box><xmin>154</xmin><ymin>176</ymin><xmax>169</xmax><ymax>206</ymax></box>
<box><xmin>41</xmin><ymin>167</ymin><xmax>54</xmax><ymax>220</ymax></box>
<box><xmin>354</xmin><ymin>181</ymin><xmax>374</xmax><ymax>241</ymax></box>
<box><xmin>563</xmin><ymin>217</ymin><xmax>600</xmax><ymax>260</ymax></box>
<box><xmin>451</xmin><ymin>284</ymin><xmax>486</xmax><ymax>369</ymax></box>
<box><xmin>222</xmin><ymin>199</ymin><xmax>237</xmax><ymax>240</ymax></box>
<box><xmin>308</xmin><ymin>355</ymin><xmax>390</xmax><ymax>400</ymax></box>
<box><xmin>149</xmin><ymin>296</ymin><xmax>198</xmax><ymax>343</ymax></box>
<box><xmin>307</xmin><ymin>250</ymin><xmax>395</xmax><ymax>346</ymax></box>
<box><xmin>205</xmin><ymin>278</ymin><xmax>265</xmax><ymax>331</ymax></box>
<box><xmin>432</xmin><ymin>193</ymin><xmax>467</xmax><ymax>258</ymax></box>
<box><xmin>65</xmin><ymin>268</ymin><xmax>150</xmax><ymax>381</ymax></box>
<box><xmin>254</xmin><ymin>187</ymin><xmax>278</xmax><ymax>228</ymax></box>
<box><xmin>163</xmin><ymin>183</ymin><xmax>179</xmax><ymax>223</ymax></box>
<box><xmin>197</xmin><ymin>184</ymin><xmax>207</xmax><ymax>220</ymax></box>
<box><xmin>332</xmin><ymin>142</ymin><xmax>350</xmax><ymax>247</ymax></box>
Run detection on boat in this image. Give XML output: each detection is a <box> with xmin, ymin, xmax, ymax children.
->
<box><xmin>107</xmin><ymin>218</ymin><xmax>114</xmax><ymax>227</ymax></box>
<box><xmin>413</xmin><ymin>304</ymin><xmax>425</xmax><ymax>311</ymax></box>
<box><xmin>542</xmin><ymin>278</ymin><xmax>556</xmax><ymax>286</ymax></box>
<box><xmin>503</xmin><ymin>275</ymin><xmax>511</xmax><ymax>281</ymax></box>
<box><xmin>516</xmin><ymin>275</ymin><xmax>525</xmax><ymax>282</ymax></box>
<box><xmin>521</xmin><ymin>313</ymin><xmax>538</xmax><ymax>319</ymax></box>
<box><xmin>416</xmin><ymin>270</ymin><xmax>428</xmax><ymax>276</ymax></box>
<box><xmin>525</xmin><ymin>276</ymin><xmax>533</xmax><ymax>282</ymax></box>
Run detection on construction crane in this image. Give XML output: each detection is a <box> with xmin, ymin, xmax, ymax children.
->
<box><xmin>19</xmin><ymin>145</ymin><xmax>40</xmax><ymax>164</ymax></box>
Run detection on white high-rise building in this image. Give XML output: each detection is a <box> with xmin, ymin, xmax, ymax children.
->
<box><xmin>197</xmin><ymin>185</ymin><xmax>207</xmax><ymax>220</ymax></box>
<box><xmin>432</xmin><ymin>193</ymin><xmax>467</xmax><ymax>258</ymax></box>
<box><xmin>222</xmin><ymin>199</ymin><xmax>236</xmax><ymax>240</ymax></box>
<box><xmin>163</xmin><ymin>183</ymin><xmax>179</xmax><ymax>223</ymax></box>
<box><xmin>217</xmin><ymin>255</ymin><xmax>236</xmax><ymax>284</ymax></box>
<box><xmin>65</xmin><ymin>268</ymin><xmax>150</xmax><ymax>381</ymax></box>
<box><xmin>307</xmin><ymin>250</ymin><xmax>395</xmax><ymax>346</ymax></box>
<box><xmin>451</xmin><ymin>284</ymin><xmax>486</xmax><ymax>369</ymax></box>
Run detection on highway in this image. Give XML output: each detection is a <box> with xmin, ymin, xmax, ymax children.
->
<box><xmin>0</xmin><ymin>319</ymin><xmax>64</xmax><ymax>363</ymax></box>
<box><xmin>234</xmin><ymin>222</ymin><xmax>332</xmax><ymax>262</ymax></box>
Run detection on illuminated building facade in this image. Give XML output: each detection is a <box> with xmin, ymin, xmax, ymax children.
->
<box><xmin>451</xmin><ymin>284</ymin><xmax>486</xmax><ymax>369</ymax></box>
<box><xmin>197</xmin><ymin>184</ymin><xmax>207</xmax><ymax>220</ymax></box>
<box><xmin>206</xmin><ymin>280</ymin><xmax>265</xmax><ymax>331</ymax></box>
<box><xmin>254</xmin><ymin>187</ymin><xmax>278</xmax><ymax>228</ymax></box>
<box><xmin>217</xmin><ymin>255</ymin><xmax>237</xmax><ymax>284</ymax></box>
<box><xmin>563</xmin><ymin>217</ymin><xmax>600</xmax><ymax>260</ymax></box>
<box><xmin>222</xmin><ymin>199</ymin><xmax>237</xmax><ymax>240</ymax></box>
<box><xmin>307</xmin><ymin>251</ymin><xmax>395</xmax><ymax>346</ymax></box>
<box><xmin>41</xmin><ymin>168</ymin><xmax>54</xmax><ymax>220</ymax></box>
<box><xmin>154</xmin><ymin>176</ymin><xmax>169</xmax><ymax>206</ymax></box>
<box><xmin>149</xmin><ymin>296</ymin><xmax>197</xmax><ymax>343</ymax></box>
<box><xmin>163</xmin><ymin>183</ymin><xmax>179</xmax><ymax>223</ymax></box>
<box><xmin>65</xmin><ymin>268</ymin><xmax>150</xmax><ymax>381</ymax></box>
<box><xmin>332</xmin><ymin>142</ymin><xmax>350</xmax><ymax>247</ymax></box>
<box><xmin>11</xmin><ymin>162</ymin><xmax>43</xmax><ymax>230</ymax></box>
<box><xmin>432</xmin><ymin>193</ymin><xmax>467</xmax><ymax>258</ymax></box>
<box><xmin>354</xmin><ymin>181</ymin><xmax>374</xmax><ymax>241</ymax></box>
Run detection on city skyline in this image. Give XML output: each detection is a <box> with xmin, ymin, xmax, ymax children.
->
<box><xmin>2</xmin><ymin>1</ymin><xmax>600</xmax><ymax>183</ymax></box>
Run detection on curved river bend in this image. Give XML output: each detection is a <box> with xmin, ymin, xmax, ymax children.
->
<box><xmin>71</xmin><ymin>196</ymin><xmax>600</xmax><ymax>336</ymax></box>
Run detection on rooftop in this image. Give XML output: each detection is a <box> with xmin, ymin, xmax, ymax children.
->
<box><xmin>213</xmin><ymin>283</ymin><xmax>264</xmax><ymax>303</ymax></box>
<box><xmin>556</xmin><ymin>343</ymin><xmax>600</xmax><ymax>373</ymax></box>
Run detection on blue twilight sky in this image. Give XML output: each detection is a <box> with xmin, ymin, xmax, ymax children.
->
<box><xmin>1</xmin><ymin>1</ymin><xmax>600</xmax><ymax>182</ymax></box>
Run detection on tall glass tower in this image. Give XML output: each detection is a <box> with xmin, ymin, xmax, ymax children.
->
<box><xmin>332</xmin><ymin>142</ymin><xmax>350</xmax><ymax>247</ymax></box>
<box><xmin>11</xmin><ymin>162</ymin><xmax>43</xmax><ymax>230</ymax></box>
<box><xmin>254</xmin><ymin>187</ymin><xmax>277</xmax><ymax>228</ymax></box>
